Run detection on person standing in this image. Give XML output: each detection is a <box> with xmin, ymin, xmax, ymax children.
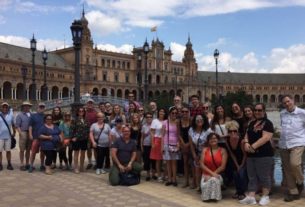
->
<box><xmin>85</xmin><ymin>98</ymin><xmax>97</xmax><ymax>170</ymax></box>
<box><xmin>240</xmin><ymin>103</ymin><xmax>274</xmax><ymax>206</ymax></box>
<box><xmin>279</xmin><ymin>95</ymin><xmax>305</xmax><ymax>202</ymax></box>
<box><xmin>90</xmin><ymin>112</ymin><xmax>111</xmax><ymax>174</ymax></box>
<box><xmin>28</xmin><ymin>102</ymin><xmax>46</xmax><ymax>172</ymax></box>
<box><xmin>70</xmin><ymin>107</ymin><xmax>90</xmax><ymax>173</ymax></box>
<box><xmin>15</xmin><ymin>101</ymin><xmax>32</xmax><ymax>171</ymax></box>
<box><xmin>0</xmin><ymin>102</ymin><xmax>15</xmax><ymax>170</ymax></box>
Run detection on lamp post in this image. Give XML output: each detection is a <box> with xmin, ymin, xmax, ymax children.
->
<box><xmin>42</xmin><ymin>48</ymin><xmax>48</xmax><ymax>101</ymax></box>
<box><xmin>143</xmin><ymin>39</ymin><xmax>149</xmax><ymax>104</ymax></box>
<box><xmin>30</xmin><ymin>34</ymin><xmax>37</xmax><ymax>101</ymax></box>
<box><xmin>213</xmin><ymin>49</ymin><xmax>220</xmax><ymax>102</ymax></box>
<box><xmin>137</xmin><ymin>53</ymin><xmax>142</xmax><ymax>101</ymax></box>
<box><xmin>70</xmin><ymin>19</ymin><xmax>83</xmax><ymax>115</ymax></box>
<box><xmin>204</xmin><ymin>80</ymin><xmax>207</xmax><ymax>102</ymax></box>
<box><xmin>21</xmin><ymin>65</ymin><xmax>28</xmax><ymax>101</ymax></box>
<box><xmin>174</xmin><ymin>70</ymin><xmax>178</xmax><ymax>95</ymax></box>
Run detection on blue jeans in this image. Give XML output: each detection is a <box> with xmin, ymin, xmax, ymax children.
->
<box><xmin>233</xmin><ymin>166</ymin><xmax>248</xmax><ymax>195</ymax></box>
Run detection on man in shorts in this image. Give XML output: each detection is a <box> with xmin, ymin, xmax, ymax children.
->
<box><xmin>28</xmin><ymin>102</ymin><xmax>46</xmax><ymax>172</ymax></box>
<box><xmin>85</xmin><ymin>98</ymin><xmax>97</xmax><ymax>169</ymax></box>
<box><xmin>15</xmin><ymin>101</ymin><xmax>32</xmax><ymax>171</ymax></box>
<box><xmin>0</xmin><ymin>102</ymin><xmax>15</xmax><ymax>170</ymax></box>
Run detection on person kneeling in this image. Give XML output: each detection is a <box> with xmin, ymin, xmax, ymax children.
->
<box><xmin>109</xmin><ymin>125</ymin><xmax>142</xmax><ymax>186</ymax></box>
<box><xmin>200</xmin><ymin>133</ymin><xmax>228</xmax><ymax>202</ymax></box>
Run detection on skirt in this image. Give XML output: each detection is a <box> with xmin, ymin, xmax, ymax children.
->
<box><xmin>201</xmin><ymin>176</ymin><xmax>223</xmax><ymax>201</ymax></box>
<box><xmin>150</xmin><ymin>137</ymin><xmax>162</xmax><ymax>160</ymax></box>
<box><xmin>162</xmin><ymin>145</ymin><xmax>180</xmax><ymax>161</ymax></box>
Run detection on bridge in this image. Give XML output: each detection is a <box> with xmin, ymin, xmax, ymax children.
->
<box><xmin>44</xmin><ymin>95</ymin><xmax>131</xmax><ymax>110</ymax></box>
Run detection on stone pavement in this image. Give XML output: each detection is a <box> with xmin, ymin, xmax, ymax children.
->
<box><xmin>0</xmin><ymin>148</ymin><xmax>304</xmax><ymax>207</ymax></box>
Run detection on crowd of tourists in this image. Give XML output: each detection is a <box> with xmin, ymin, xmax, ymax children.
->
<box><xmin>0</xmin><ymin>92</ymin><xmax>304</xmax><ymax>205</ymax></box>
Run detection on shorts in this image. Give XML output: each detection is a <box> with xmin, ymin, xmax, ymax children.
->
<box><xmin>0</xmin><ymin>138</ymin><xmax>11</xmax><ymax>152</ymax></box>
<box><xmin>72</xmin><ymin>140</ymin><xmax>88</xmax><ymax>151</ymax></box>
<box><xmin>31</xmin><ymin>139</ymin><xmax>40</xmax><ymax>153</ymax></box>
<box><xmin>19</xmin><ymin>131</ymin><xmax>32</xmax><ymax>151</ymax></box>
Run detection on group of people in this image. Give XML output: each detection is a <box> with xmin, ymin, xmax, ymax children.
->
<box><xmin>0</xmin><ymin>92</ymin><xmax>304</xmax><ymax>205</ymax></box>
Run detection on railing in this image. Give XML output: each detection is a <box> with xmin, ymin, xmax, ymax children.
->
<box><xmin>44</xmin><ymin>95</ymin><xmax>130</xmax><ymax>110</ymax></box>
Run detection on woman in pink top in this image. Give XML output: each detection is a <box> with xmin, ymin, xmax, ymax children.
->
<box><xmin>162</xmin><ymin>107</ymin><xmax>180</xmax><ymax>186</ymax></box>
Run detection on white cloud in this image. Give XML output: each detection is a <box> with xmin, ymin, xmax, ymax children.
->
<box><xmin>170</xmin><ymin>42</ymin><xmax>185</xmax><ymax>61</ymax></box>
<box><xmin>97</xmin><ymin>43</ymin><xmax>133</xmax><ymax>54</ymax></box>
<box><xmin>206</xmin><ymin>38</ymin><xmax>228</xmax><ymax>48</ymax></box>
<box><xmin>0</xmin><ymin>35</ymin><xmax>66</xmax><ymax>51</ymax></box>
<box><xmin>86</xmin><ymin>10</ymin><xmax>122</xmax><ymax>36</ymax></box>
<box><xmin>197</xmin><ymin>43</ymin><xmax>305</xmax><ymax>73</ymax></box>
<box><xmin>14</xmin><ymin>1</ymin><xmax>76</xmax><ymax>13</ymax></box>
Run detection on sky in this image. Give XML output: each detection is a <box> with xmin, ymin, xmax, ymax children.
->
<box><xmin>1</xmin><ymin>0</ymin><xmax>305</xmax><ymax>73</ymax></box>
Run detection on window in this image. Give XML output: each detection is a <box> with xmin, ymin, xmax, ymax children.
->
<box><xmin>125</xmin><ymin>73</ymin><xmax>129</xmax><ymax>83</ymax></box>
<box><xmin>112</xmin><ymin>60</ymin><xmax>116</xmax><ymax>68</ymax></box>
<box><xmin>107</xmin><ymin>59</ymin><xmax>110</xmax><ymax>68</ymax></box>
<box><xmin>117</xmin><ymin>61</ymin><xmax>121</xmax><ymax>69</ymax></box>
<box><xmin>122</xmin><ymin>62</ymin><xmax>126</xmax><ymax>69</ymax></box>
<box><xmin>114</xmin><ymin>73</ymin><xmax>119</xmax><ymax>82</ymax></box>
<box><xmin>103</xmin><ymin>72</ymin><xmax>107</xmax><ymax>81</ymax></box>
<box><xmin>101</xmin><ymin>59</ymin><xmax>105</xmax><ymax>67</ymax></box>
<box><xmin>127</xmin><ymin>62</ymin><xmax>130</xmax><ymax>69</ymax></box>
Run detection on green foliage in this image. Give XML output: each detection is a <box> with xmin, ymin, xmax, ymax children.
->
<box><xmin>147</xmin><ymin>92</ymin><xmax>174</xmax><ymax>111</ymax></box>
<box><xmin>211</xmin><ymin>90</ymin><xmax>253</xmax><ymax>114</ymax></box>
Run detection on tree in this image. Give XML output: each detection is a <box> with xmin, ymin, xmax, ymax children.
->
<box><xmin>212</xmin><ymin>90</ymin><xmax>253</xmax><ymax>114</ymax></box>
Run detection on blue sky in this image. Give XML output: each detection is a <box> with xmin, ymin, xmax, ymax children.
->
<box><xmin>1</xmin><ymin>0</ymin><xmax>305</xmax><ymax>73</ymax></box>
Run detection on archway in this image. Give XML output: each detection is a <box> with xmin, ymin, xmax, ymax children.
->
<box><xmin>62</xmin><ymin>87</ymin><xmax>69</xmax><ymax>98</ymax></box>
<box><xmin>156</xmin><ymin>75</ymin><xmax>160</xmax><ymax>84</ymax></box>
<box><xmin>117</xmin><ymin>89</ymin><xmax>122</xmax><ymax>98</ymax></box>
<box><xmin>111</xmin><ymin>88</ymin><xmax>115</xmax><ymax>97</ymax></box>
<box><xmin>51</xmin><ymin>86</ymin><xmax>59</xmax><ymax>99</ymax></box>
<box><xmin>92</xmin><ymin>88</ymin><xmax>99</xmax><ymax>96</ymax></box>
<box><xmin>148</xmin><ymin>91</ymin><xmax>154</xmax><ymax>100</ymax></box>
<box><xmin>295</xmin><ymin>94</ymin><xmax>300</xmax><ymax>103</ymax></box>
<box><xmin>255</xmin><ymin>95</ymin><xmax>260</xmax><ymax>103</ymax></box>
<box><xmin>155</xmin><ymin>90</ymin><xmax>160</xmax><ymax>98</ymax></box>
<box><xmin>270</xmin><ymin>94</ymin><xmax>276</xmax><ymax>103</ymax></box>
<box><xmin>124</xmin><ymin>89</ymin><xmax>130</xmax><ymax>99</ymax></box>
<box><xmin>16</xmin><ymin>83</ymin><xmax>24</xmax><ymax>100</ymax></box>
<box><xmin>3</xmin><ymin>81</ymin><xmax>12</xmax><ymax>99</ymax></box>
<box><xmin>263</xmin><ymin>94</ymin><xmax>268</xmax><ymax>103</ymax></box>
<box><xmin>102</xmin><ymin>88</ymin><xmax>107</xmax><ymax>96</ymax></box>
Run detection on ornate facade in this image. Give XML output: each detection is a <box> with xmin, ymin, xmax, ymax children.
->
<box><xmin>0</xmin><ymin>12</ymin><xmax>305</xmax><ymax>109</ymax></box>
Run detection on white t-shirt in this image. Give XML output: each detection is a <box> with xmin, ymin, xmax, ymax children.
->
<box><xmin>188</xmin><ymin>127</ymin><xmax>213</xmax><ymax>154</ymax></box>
<box><xmin>151</xmin><ymin>119</ymin><xmax>163</xmax><ymax>138</ymax></box>
<box><xmin>90</xmin><ymin>123</ymin><xmax>111</xmax><ymax>147</ymax></box>
<box><xmin>141</xmin><ymin>124</ymin><xmax>151</xmax><ymax>146</ymax></box>
<box><xmin>214</xmin><ymin>123</ymin><xmax>228</xmax><ymax>143</ymax></box>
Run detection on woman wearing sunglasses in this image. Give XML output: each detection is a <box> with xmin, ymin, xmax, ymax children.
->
<box><xmin>239</xmin><ymin>103</ymin><xmax>274</xmax><ymax>206</ymax></box>
<box><xmin>226</xmin><ymin>121</ymin><xmax>247</xmax><ymax>200</ymax></box>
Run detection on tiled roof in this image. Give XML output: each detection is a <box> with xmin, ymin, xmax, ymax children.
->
<box><xmin>0</xmin><ymin>42</ymin><xmax>72</xmax><ymax>69</ymax></box>
<box><xmin>198</xmin><ymin>71</ymin><xmax>305</xmax><ymax>85</ymax></box>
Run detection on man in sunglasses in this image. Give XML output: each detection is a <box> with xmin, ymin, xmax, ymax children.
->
<box><xmin>279</xmin><ymin>95</ymin><xmax>305</xmax><ymax>202</ymax></box>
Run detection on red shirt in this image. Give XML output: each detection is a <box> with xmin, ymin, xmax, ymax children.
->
<box><xmin>190</xmin><ymin>105</ymin><xmax>204</xmax><ymax>118</ymax></box>
<box><xmin>202</xmin><ymin>147</ymin><xmax>222</xmax><ymax>176</ymax></box>
<box><xmin>85</xmin><ymin>108</ymin><xmax>97</xmax><ymax>126</ymax></box>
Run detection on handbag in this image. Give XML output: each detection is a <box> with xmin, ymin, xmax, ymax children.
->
<box><xmin>0</xmin><ymin>114</ymin><xmax>16</xmax><ymax>149</ymax></box>
<box><xmin>119</xmin><ymin>172</ymin><xmax>140</xmax><ymax>186</ymax></box>
<box><xmin>167</xmin><ymin>119</ymin><xmax>179</xmax><ymax>153</ymax></box>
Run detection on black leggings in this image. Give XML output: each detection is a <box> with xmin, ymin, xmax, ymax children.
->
<box><xmin>142</xmin><ymin>146</ymin><xmax>156</xmax><ymax>171</ymax></box>
<box><xmin>58</xmin><ymin>147</ymin><xmax>68</xmax><ymax>164</ymax></box>
<box><xmin>43</xmin><ymin>150</ymin><xmax>56</xmax><ymax>166</ymax></box>
<box><xmin>96</xmin><ymin>147</ymin><xmax>109</xmax><ymax>169</ymax></box>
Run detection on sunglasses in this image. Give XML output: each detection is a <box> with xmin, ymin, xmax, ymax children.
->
<box><xmin>203</xmin><ymin>106</ymin><xmax>209</xmax><ymax>109</ymax></box>
<box><xmin>228</xmin><ymin>130</ymin><xmax>238</xmax><ymax>133</ymax></box>
<box><xmin>182</xmin><ymin>110</ymin><xmax>189</xmax><ymax>113</ymax></box>
<box><xmin>139</xmin><ymin>109</ymin><xmax>144</xmax><ymax>112</ymax></box>
<box><xmin>97</xmin><ymin>116</ymin><xmax>104</xmax><ymax>119</ymax></box>
<box><xmin>171</xmin><ymin>112</ymin><xmax>177</xmax><ymax>115</ymax></box>
<box><xmin>254</xmin><ymin>109</ymin><xmax>263</xmax><ymax>112</ymax></box>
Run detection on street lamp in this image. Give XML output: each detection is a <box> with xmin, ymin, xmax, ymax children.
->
<box><xmin>70</xmin><ymin>19</ymin><xmax>83</xmax><ymax>115</ymax></box>
<box><xmin>174</xmin><ymin>69</ymin><xmax>178</xmax><ymax>95</ymax></box>
<box><xmin>214</xmin><ymin>49</ymin><xmax>220</xmax><ymax>102</ymax></box>
<box><xmin>143</xmin><ymin>39</ymin><xmax>149</xmax><ymax>104</ymax></box>
<box><xmin>30</xmin><ymin>34</ymin><xmax>37</xmax><ymax>101</ymax></box>
<box><xmin>21</xmin><ymin>65</ymin><xmax>28</xmax><ymax>101</ymax></box>
<box><xmin>42</xmin><ymin>47</ymin><xmax>48</xmax><ymax>101</ymax></box>
<box><xmin>204</xmin><ymin>80</ymin><xmax>207</xmax><ymax>102</ymax></box>
<box><xmin>137</xmin><ymin>53</ymin><xmax>142</xmax><ymax>101</ymax></box>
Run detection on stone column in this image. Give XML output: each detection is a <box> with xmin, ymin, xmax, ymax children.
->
<box><xmin>11</xmin><ymin>88</ymin><xmax>14</xmax><ymax>100</ymax></box>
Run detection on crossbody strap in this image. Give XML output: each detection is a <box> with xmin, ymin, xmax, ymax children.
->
<box><xmin>97</xmin><ymin>124</ymin><xmax>105</xmax><ymax>140</ymax></box>
<box><xmin>210</xmin><ymin>147</ymin><xmax>220</xmax><ymax>169</ymax></box>
<box><xmin>0</xmin><ymin>114</ymin><xmax>12</xmax><ymax>138</ymax></box>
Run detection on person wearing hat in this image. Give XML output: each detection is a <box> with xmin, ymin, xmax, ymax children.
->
<box><xmin>110</xmin><ymin>117</ymin><xmax>124</xmax><ymax>144</ymax></box>
<box><xmin>28</xmin><ymin>102</ymin><xmax>46</xmax><ymax>172</ymax></box>
<box><xmin>15</xmin><ymin>101</ymin><xmax>32</xmax><ymax>171</ymax></box>
<box><xmin>0</xmin><ymin>102</ymin><xmax>15</xmax><ymax>171</ymax></box>
<box><xmin>85</xmin><ymin>98</ymin><xmax>97</xmax><ymax>170</ymax></box>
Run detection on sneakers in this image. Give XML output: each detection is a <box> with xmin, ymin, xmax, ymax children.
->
<box><xmin>284</xmin><ymin>194</ymin><xmax>300</xmax><ymax>202</ymax></box>
<box><xmin>157</xmin><ymin>177</ymin><xmax>163</xmax><ymax>183</ymax></box>
<box><xmin>96</xmin><ymin>168</ymin><xmax>101</xmax><ymax>175</ymax></box>
<box><xmin>0</xmin><ymin>164</ymin><xmax>3</xmax><ymax>171</ymax></box>
<box><xmin>101</xmin><ymin>169</ymin><xmax>107</xmax><ymax>174</ymax></box>
<box><xmin>86</xmin><ymin>163</ymin><xmax>93</xmax><ymax>170</ymax></box>
<box><xmin>259</xmin><ymin>196</ymin><xmax>270</xmax><ymax>206</ymax></box>
<box><xmin>239</xmin><ymin>196</ymin><xmax>257</xmax><ymax>205</ymax></box>
<box><xmin>40</xmin><ymin>165</ymin><xmax>46</xmax><ymax>171</ymax></box>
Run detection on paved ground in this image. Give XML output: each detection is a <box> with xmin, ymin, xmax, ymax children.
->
<box><xmin>0</xmin><ymin>148</ymin><xmax>304</xmax><ymax>207</ymax></box>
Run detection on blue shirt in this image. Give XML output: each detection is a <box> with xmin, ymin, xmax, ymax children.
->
<box><xmin>0</xmin><ymin>110</ymin><xmax>14</xmax><ymax>140</ymax></box>
<box><xmin>30</xmin><ymin>113</ymin><xmax>45</xmax><ymax>139</ymax></box>
<box><xmin>15</xmin><ymin>112</ymin><xmax>31</xmax><ymax>131</ymax></box>
<box><xmin>38</xmin><ymin>125</ymin><xmax>61</xmax><ymax>150</ymax></box>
